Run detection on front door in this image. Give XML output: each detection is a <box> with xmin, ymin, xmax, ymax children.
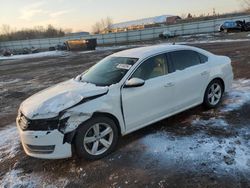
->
<box><xmin>121</xmin><ymin>54</ymin><xmax>176</xmax><ymax>133</ymax></box>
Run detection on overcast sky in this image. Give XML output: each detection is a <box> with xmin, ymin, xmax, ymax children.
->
<box><xmin>0</xmin><ymin>0</ymin><xmax>243</xmax><ymax>32</ymax></box>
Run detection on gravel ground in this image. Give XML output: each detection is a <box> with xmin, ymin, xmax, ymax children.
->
<box><xmin>0</xmin><ymin>38</ymin><xmax>250</xmax><ymax>188</ymax></box>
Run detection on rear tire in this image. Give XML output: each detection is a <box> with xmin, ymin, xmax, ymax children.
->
<box><xmin>74</xmin><ymin>116</ymin><xmax>119</xmax><ymax>160</ymax></box>
<box><xmin>203</xmin><ymin>80</ymin><xmax>224</xmax><ymax>109</ymax></box>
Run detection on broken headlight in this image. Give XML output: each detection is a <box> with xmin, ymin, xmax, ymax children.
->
<box><xmin>17</xmin><ymin>113</ymin><xmax>59</xmax><ymax>131</ymax></box>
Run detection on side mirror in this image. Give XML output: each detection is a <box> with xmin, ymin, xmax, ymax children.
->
<box><xmin>125</xmin><ymin>78</ymin><xmax>145</xmax><ymax>88</ymax></box>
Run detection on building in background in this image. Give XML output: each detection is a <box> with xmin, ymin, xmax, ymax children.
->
<box><xmin>108</xmin><ymin>15</ymin><xmax>181</xmax><ymax>33</ymax></box>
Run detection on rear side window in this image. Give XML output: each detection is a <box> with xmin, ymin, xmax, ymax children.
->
<box><xmin>198</xmin><ymin>53</ymin><xmax>208</xmax><ymax>64</ymax></box>
<box><xmin>169</xmin><ymin>50</ymin><xmax>201</xmax><ymax>71</ymax></box>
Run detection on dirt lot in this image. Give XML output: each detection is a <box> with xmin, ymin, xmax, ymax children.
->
<box><xmin>0</xmin><ymin>39</ymin><xmax>250</xmax><ymax>188</ymax></box>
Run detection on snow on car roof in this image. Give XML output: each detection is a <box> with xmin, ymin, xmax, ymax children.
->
<box><xmin>111</xmin><ymin>44</ymin><xmax>210</xmax><ymax>59</ymax></box>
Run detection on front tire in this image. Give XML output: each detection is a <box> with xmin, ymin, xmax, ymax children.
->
<box><xmin>74</xmin><ymin>116</ymin><xmax>119</xmax><ymax>160</ymax></box>
<box><xmin>203</xmin><ymin>80</ymin><xmax>223</xmax><ymax>109</ymax></box>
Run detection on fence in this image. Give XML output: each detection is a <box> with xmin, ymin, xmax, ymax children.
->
<box><xmin>0</xmin><ymin>14</ymin><xmax>250</xmax><ymax>51</ymax></box>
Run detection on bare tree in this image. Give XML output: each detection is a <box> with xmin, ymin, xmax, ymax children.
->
<box><xmin>180</xmin><ymin>13</ymin><xmax>187</xmax><ymax>19</ymax></box>
<box><xmin>1</xmin><ymin>24</ymin><xmax>11</xmax><ymax>35</ymax></box>
<box><xmin>243</xmin><ymin>0</ymin><xmax>250</xmax><ymax>6</ymax></box>
<box><xmin>92</xmin><ymin>22</ymin><xmax>102</xmax><ymax>34</ymax></box>
<box><xmin>104</xmin><ymin>17</ymin><xmax>113</xmax><ymax>31</ymax></box>
<box><xmin>34</xmin><ymin>26</ymin><xmax>45</xmax><ymax>32</ymax></box>
<box><xmin>92</xmin><ymin>17</ymin><xmax>113</xmax><ymax>34</ymax></box>
<box><xmin>242</xmin><ymin>0</ymin><xmax>250</xmax><ymax>11</ymax></box>
<box><xmin>187</xmin><ymin>13</ymin><xmax>193</xmax><ymax>19</ymax></box>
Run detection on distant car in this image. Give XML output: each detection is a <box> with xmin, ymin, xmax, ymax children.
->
<box><xmin>242</xmin><ymin>21</ymin><xmax>250</xmax><ymax>31</ymax></box>
<box><xmin>159</xmin><ymin>30</ymin><xmax>175</xmax><ymax>39</ymax></box>
<box><xmin>16</xmin><ymin>44</ymin><xmax>233</xmax><ymax>160</ymax></box>
<box><xmin>2</xmin><ymin>49</ymin><xmax>12</xmax><ymax>56</ymax></box>
<box><xmin>219</xmin><ymin>20</ymin><xmax>250</xmax><ymax>32</ymax></box>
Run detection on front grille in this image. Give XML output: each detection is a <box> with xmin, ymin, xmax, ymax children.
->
<box><xmin>17</xmin><ymin>113</ymin><xmax>59</xmax><ymax>131</ymax></box>
<box><xmin>24</xmin><ymin>144</ymin><xmax>55</xmax><ymax>154</ymax></box>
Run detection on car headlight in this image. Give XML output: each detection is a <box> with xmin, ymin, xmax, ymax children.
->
<box><xmin>17</xmin><ymin>111</ymin><xmax>59</xmax><ymax>131</ymax></box>
<box><xmin>17</xmin><ymin>114</ymin><xmax>30</xmax><ymax>130</ymax></box>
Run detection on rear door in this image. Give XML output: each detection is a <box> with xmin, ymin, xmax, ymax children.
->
<box><xmin>168</xmin><ymin>50</ymin><xmax>209</xmax><ymax>111</ymax></box>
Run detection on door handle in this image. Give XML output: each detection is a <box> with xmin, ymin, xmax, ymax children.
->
<box><xmin>164</xmin><ymin>82</ymin><xmax>175</xmax><ymax>87</ymax></box>
<box><xmin>201</xmin><ymin>71</ymin><xmax>209</xmax><ymax>76</ymax></box>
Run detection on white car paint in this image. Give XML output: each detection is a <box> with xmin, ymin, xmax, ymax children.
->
<box><xmin>16</xmin><ymin>125</ymin><xmax>72</xmax><ymax>159</ymax></box>
<box><xmin>16</xmin><ymin>44</ymin><xmax>233</xmax><ymax>159</ymax></box>
<box><xmin>21</xmin><ymin>79</ymin><xmax>108</xmax><ymax>119</ymax></box>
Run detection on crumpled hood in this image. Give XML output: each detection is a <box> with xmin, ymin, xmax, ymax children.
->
<box><xmin>20</xmin><ymin>79</ymin><xmax>108</xmax><ymax>119</ymax></box>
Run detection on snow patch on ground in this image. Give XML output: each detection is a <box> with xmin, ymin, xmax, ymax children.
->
<box><xmin>142</xmin><ymin>131</ymin><xmax>249</xmax><ymax>171</ymax></box>
<box><xmin>0</xmin><ymin>51</ymin><xmax>67</xmax><ymax>60</ymax></box>
<box><xmin>0</xmin><ymin>78</ymin><xmax>22</xmax><ymax>87</ymax></box>
<box><xmin>147</xmin><ymin>79</ymin><xmax>250</xmax><ymax>172</ymax></box>
<box><xmin>218</xmin><ymin>138</ymin><xmax>250</xmax><ymax>170</ymax></box>
<box><xmin>192</xmin><ymin>117</ymin><xmax>228</xmax><ymax>127</ymax></box>
<box><xmin>0</xmin><ymin>168</ymin><xmax>69</xmax><ymax>188</ymax></box>
<box><xmin>0</xmin><ymin>169</ymin><xmax>37</xmax><ymax>188</ymax></box>
<box><xmin>78</xmin><ymin>50</ymin><xmax>95</xmax><ymax>54</ymax></box>
<box><xmin>222</xmin><ymin>79</ymin><xmax>250</xmax><ymax>112</ymax></box>
<box><xmin>0</xmin><ymin>124</ymin><xmax>19</xmax><ymax>162</ymax></box>
<box><xmin>188</xmin><ymin>79</ymin><xmax>250</xmax><ymax>171</ymax></box>
<box><xmin>180</xmin><ymin>33</ymin><xmax>212</xmax><ymax>38</ymax></box>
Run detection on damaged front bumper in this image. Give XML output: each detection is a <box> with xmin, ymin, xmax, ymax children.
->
<box><xmin>16</xmin><ymin>118</ymin><xmax>72</xmax><ymax>159</ymax></box>
<box><xmin>16</xmin><ymin>110</ymin><xmax>93</xmax><ymax>159</ymax></box>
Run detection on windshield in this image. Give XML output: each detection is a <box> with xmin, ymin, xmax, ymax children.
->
<box><xmin>80</xmin><ymin>56</ymin><xmax>138</xmax><ymax>86</ymax></box>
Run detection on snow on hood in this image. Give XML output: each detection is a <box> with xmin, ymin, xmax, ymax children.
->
<box><xmin>20</xmin><ymin>79</ymin><xmax>108</xmax><ymax>119</ymax></box>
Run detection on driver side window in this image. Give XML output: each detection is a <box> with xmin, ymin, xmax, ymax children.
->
<box><xmin>131</xmin><ymin>54</ymin><xmax>168</xmax><ymax>80</ymax></box>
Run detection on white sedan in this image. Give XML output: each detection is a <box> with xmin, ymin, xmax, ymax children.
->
<box><xmin>16</xmin><ymin>44</ymin><xmax>233</xmax><ymax>160</ymax></box>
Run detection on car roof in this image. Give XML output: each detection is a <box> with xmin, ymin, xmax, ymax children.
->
<box><xmin>110</xmin><ymin>44</ymin><xmax>211</xmax><ymax>59</ymax></box>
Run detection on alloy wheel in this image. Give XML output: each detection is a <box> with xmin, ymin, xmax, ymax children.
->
<box><xmin>83</xmin><ymin>123</ymin><xmax>114</xmax><ymax>156</ymax></box>
<box><xmin>208</xmin><ymin>83</ymin><xmax>222</xmax><ymax>106</ymax></box>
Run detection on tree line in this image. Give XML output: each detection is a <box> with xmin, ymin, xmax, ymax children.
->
<box><xmin>0</xmin><ymin>24</ymin><xmax>66</xmax><ymax>42</ymax></box>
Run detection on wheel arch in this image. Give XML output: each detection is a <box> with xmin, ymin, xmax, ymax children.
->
<box><xmin>92</xmin><ymin>112</ymin><xmax>122</xmax><ymax>136</ymax></box>
<box><xmin>204</xmin><ymin>77</ymin><xmax>225</xmax><ymax>101</ymax></box>
<box><xmin>73</xmin><ymin>112</ymin><xmax>121</xmax><ymax>159</ymax></box>
<box><xmin>211</xmin><ymin>77</ymin><xmax>225</xmax><ymax>92</ymax></box>
<box><xmin>64</xmin><ymin>111</ymin><xmax>122</xmax><ymax>145</ymax></box>
<box><xmin>202</xmin><ymin>77</ymin><xmax>225</xmax><ymax>109</ymax></box>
